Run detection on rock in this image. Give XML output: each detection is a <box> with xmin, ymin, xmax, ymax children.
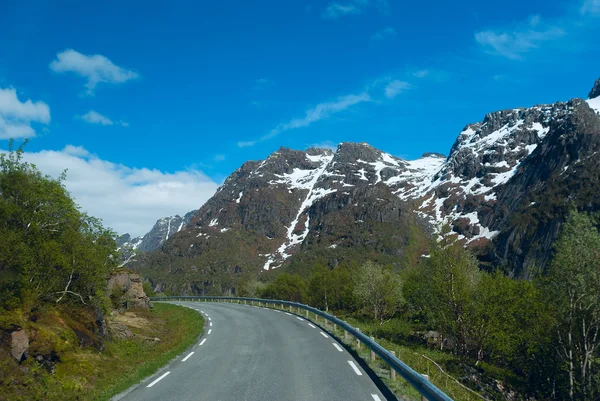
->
<box><xmin>10</xmin><ymin>330</ymin><xmax>29</xmax><ymax>362</ymax></box>
<box><xmin>589</xmin><ymin>77</ymin><xmax>600</xmax><ymax>99</ymax></box>
<box><xmin>107</xmin><ymin>271</ymin><xmax>151</xmax><ymax>309</ymax></box>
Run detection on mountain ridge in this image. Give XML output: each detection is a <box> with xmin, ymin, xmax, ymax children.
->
<box><xmin>125</xmin><ymin>78</ymin><xmax>600</xmax><ymax>293</ymax></box>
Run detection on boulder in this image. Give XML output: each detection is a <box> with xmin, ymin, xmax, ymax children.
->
<box><xmin>10</xmin><ymin>330</ymin><xmax>29</xmax><ymax>362</ymax></box>
<box><xmin>107</xmin><ymin>271</ymin><xmax>151</xmax><ymax>309</ymax></box>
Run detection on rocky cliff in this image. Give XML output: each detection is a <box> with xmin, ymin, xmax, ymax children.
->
<box><xmin>127</xmin><ymin>78</ymin><xmax>600</xmax><ymax>292</ymax></box>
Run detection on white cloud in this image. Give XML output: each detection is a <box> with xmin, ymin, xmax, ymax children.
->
<box><xmin>475</xmin><ymin>16</ymin><xmax>565</xmax><ymax>59</ymax></box>
<box><xmin>79</xmin><ymin>110</ymin><xmax>113</xmax><ymax>125</ymax></box>
<box><xmin>78</xmin><ymin>110</ymin><xmax>128</xmax><ymax>127</ymax></box>
<box><xmin>238</xmin><ymin>93</ymin><xmax>371</xmax><ymax>147</ymax></box>
<box><xmin>322</xmin><ymin>1</ymin><xmax>364</xmax><ymax>19</ymax></box>
<box><xmin>413</xmin><ymin>69</ymin><xmax>430</xmax><ymax>78</ymax></box>
<box><xmin>581</xmin><ymin>0</ymin><xmax>600</xmax><ymax>15</ymax></box>
<box><xmin>6</xmin><ymin>146</ymin><xmax>219</xmax><ymax>236</ymax></box>
<box><xmin>0</xmin><ymin>87</ymin><xmax>50</xmax><ymax>139</ymax></box>
<box><xmin>50</xmin><ymin>49</ymin><xmax>139</xmax><ymax>95</ymax></box>
<box><xmin>371</xmin><ymin>26</ymin><xmax>397</xmax><ymax>41</ymax></box>
<box><xmin>384</xmin><ymin>80</ymin><xmax>411</xmax><ymax>99</ymax></box>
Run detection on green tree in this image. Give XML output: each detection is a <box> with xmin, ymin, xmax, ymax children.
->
<box><xmin>259</xmin><ymin>273</ymin><xmax>307</xmax><ymax>303</ymax></box>
<box><xmin>0</xmin><ymin>140</ymin><xmax>118</xmax><ymax>310</ymax></box>
<box><xmin>543</xmin><ymin>211</ymin><xmax>600</xmax><ymax>400</ymax></box>
<box><xmin>354</xmin><ymin>261</ymin><xmax>402</xmax><ymax>324</ymax></box>
<box><xmin>412</xmin><ymin>242</ymin><xmax>481</xmax><ymax>356</ymax></box>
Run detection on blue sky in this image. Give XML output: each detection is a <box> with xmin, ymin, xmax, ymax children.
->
<box><xmin>1</xmin><ymin>0</ymin><xmax>599</xmax><ymax>235</ymax></box>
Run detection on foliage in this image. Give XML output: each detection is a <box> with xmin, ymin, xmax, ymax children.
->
<box><xmin>541</xmin><ymin>210</ymin><xmax>600</xmax><ymax>400</ymax></box>
<box><xmin>0</xmin><ymin>141</ymin><xmax>118</xmax><ymax>310</ymax></box>
<box><xmin>354</xmin><ymin>261</ymin><xmax>402</xmax><ymax>324</ymax></box>
<box><xmin>258</xmin><ymin>273</ymin><xmax>307</xmax><ymax>302</ymax></box>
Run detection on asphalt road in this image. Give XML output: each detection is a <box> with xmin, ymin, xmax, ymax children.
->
<box><xmin>116</xmin><ymin>301</ymin><xmax>389</xmax><ymax>401</ymax></box>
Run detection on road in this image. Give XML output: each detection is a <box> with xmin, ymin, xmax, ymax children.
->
<box><xmin>116</xmin><ymin>301</ymin><xmax>390</xmax><ymax>401</ymax></box>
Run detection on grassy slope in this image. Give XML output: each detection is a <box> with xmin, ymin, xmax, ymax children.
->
<box><xmin>0</xmin><ymin>303</ymin><xmax>203</xmax><ymax>401</ymax></box>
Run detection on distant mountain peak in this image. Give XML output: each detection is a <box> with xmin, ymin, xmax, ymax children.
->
<box><xmin>589</xmin><ymin>77</ymin><xmax>600</xmax><ymax>99</ymax></box>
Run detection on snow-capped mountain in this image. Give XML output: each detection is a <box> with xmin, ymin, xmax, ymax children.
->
<box><xmin>128</xmin><ymin>78</ymin><xmax>600</xmax><ymax>293</ymax></box>
<box><xmin>117</xmin><ymin>210</ymin><xmax>197</xmax><ymax>253</ymax></box>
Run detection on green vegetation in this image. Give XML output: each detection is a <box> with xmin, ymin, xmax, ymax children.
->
<box><xmin>0</xmin><ymin>303</ymin><xmax>204</xmax><ymax>401</ymax></box>
<box><xmin>0</xmin><ymin>142</ymin><xmax>205</xmax><ymax>400</ymax></box>
<box><xmin>257</xmin><ymin>210</ymin><xmax>600</xmax><ymax>400</ymax></box>
<box><xmin>0</xmin><ymin>140</ymin><xmax>118</xmax><ymax>311</ymax></box>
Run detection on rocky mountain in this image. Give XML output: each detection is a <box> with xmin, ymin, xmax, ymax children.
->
<box><xmin>128</xmin><ymin>78</ymin><xmax>600</xmax><ymax>293</ymax></box>
<box><xmin>117</xmin><ymin>210</ymin><xmax>197</xmax><ymax>253</ymax></box>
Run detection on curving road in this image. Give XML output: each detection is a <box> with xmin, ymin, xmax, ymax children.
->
<box><xmin>116</xmin><ymin>301</ymin><xmax>390</xmax><ymax>401</ymax></box>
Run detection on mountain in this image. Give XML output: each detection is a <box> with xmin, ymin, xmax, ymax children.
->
<box><xmin>117</xmin><ymin>210</ymin><xmax>197</xmax><ymax>253</ymax></box>
<box><xmin>128</xmin><ymin>78</ymin><xmax>600</xmax><ymax>294</ymax></box>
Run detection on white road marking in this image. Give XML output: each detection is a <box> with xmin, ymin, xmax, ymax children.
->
<box><xmin>208</xmin><ymin>329</ymin><xmax>212</xmax><ymax>335</ymax></box>
<box><xmin>182</xmin><ymin>352</ymin><xmax>194</xmax><ymax>362</ymax></box>
<box><xmin>209</xmin><ymin>322</ymin><xmax>213</xmax><ymax>327</ymax></box>
<box><xmin>208</xmin><ymin>317</ymin><xmax>211</xmax><ymax>321</ymax></box>
<box><xmin>308</xmin><ymin>323</ymin><xmax>316</xmax><ymax>328</ymax></box>
<box><xmin>371</xmin><ymin>394</ymin><xmax>382</xmax><ymax>401</ymax></box>
<box><xmin>147</xmin><ymin>371</ymin><xmax>170</xmax><ymax>387</ymax></box>
<box><xmin>296</xmin><ymin>317</ymin><xmax>304</xmax><ymax>321</ymax></box>
<box><xmin>320</xmin><ymin>332</ymin><xmax>329</xmax><ymax>338</ymax></box>
<box><xmin>199</xmin><ymin>338</ymin><xmax>207</xmax><ymax>346</ymax></box>
<box><xmin>332</xmin><ymin>343</ymin><xmax>343</xmax><ymax>352</ymax></box>
<box><xmin>263</xmin><ymin>307</ymin><xmax>269</xmax><ymax>310</ymax></box>
<box><xmin>348</xmin><ymin>361</ymin><xmax>362</xmax><ymax>376</ymax></box>
<box><xmin>200</xmin><ymin>310</ymin><xmax>205</xmax><ymax>313</ymax></box>
<box><xmin>285</xmin><ymin>312</ymin><xmax>292</xmax><ymax>316</ymax></box>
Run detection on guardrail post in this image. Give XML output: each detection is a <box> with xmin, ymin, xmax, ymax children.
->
<box><xmin>314</xmin><ymin>313</ymin><xmax>318</xmax><ymax>323</ymax></box>
<box><xmin>356</xmin><ymin>328</ymin><xmax>361</xmax><ymax>349</ymax></box>
<box><xmin>305</xmin><ymin>309</ymin><xmax>308</xmax><ymax>318</ymax></box>
<box><xmin>289</xmin><ymin>305</ymin><xmax>292</xmax><ymax>312</ymax></box>
<box><xmin>390</xmin><ymin>351</ymin><xmax>396</xmax><ymax>380</ymax></box>
<box><xmin>370</xmin><ymin>337</ymin><xmax>376</xmax><ymax>362</ymax></box>
<box><xmin>344</xmin><ymin>330</ymin><xmax>349</xmax><ymax>342</ymax></box>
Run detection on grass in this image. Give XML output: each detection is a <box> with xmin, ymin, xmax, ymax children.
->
<box><xmin>0</xmin><ymin>303</ymin><xmax>204</xmax><ymax>401</ymax></box>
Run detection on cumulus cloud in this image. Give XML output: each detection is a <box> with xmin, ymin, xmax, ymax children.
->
<box><xmin>6</xmin><ymin>146</ymin><xmax>219</xmax><ymax>236</ymax></box>
<box><xmin>475</xmin><ymin>16</ymin><xmax>565</xmax><ymax>59</ymax></box>
<box><xmin>50</xmin><ymin>49</ymin><xmax>139</xmax><ymax>95</ymax></box>
<box><xmin>371</xmin><ymin>26</ymin><xmax>397</xmax><ymax>42</ymax></box>
<box><xmin>0</xmin><ymin>87</ymin><xmax>50</xmax><ymax>139</ymax></box>
<box><xmin>238</xmin><ymin>93</ymin><xmax>371</xmax><ymax>147</ymax></box>
<box><xmin>384</xmin><ymin>80</ymin><xmax>411</xmax><ymax>99</ymax></box>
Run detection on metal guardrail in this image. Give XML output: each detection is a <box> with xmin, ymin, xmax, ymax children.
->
<box><xmin>152</xmin><ymin>296</ymin><xmax>454</xmax><ymax>401</ymax></box>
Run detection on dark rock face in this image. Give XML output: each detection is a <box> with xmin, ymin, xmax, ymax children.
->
<box><xmin>589</xmin><ymin>77</ymin><xmax>600</xmax><ymax>99</ymax></box>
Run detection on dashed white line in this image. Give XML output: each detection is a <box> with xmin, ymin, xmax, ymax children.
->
<box><xmin>296</xmin><ymin>317</ymin><xmax>304</xmax><ymax>321</ymax></box>
<box><xmin>285</xmin><ymin>312</ymin><xmax>292</xmax><ymax>316</ymax></box>
<box><xmin>199</xmin><ymin>338</ymin><xmax>207</xmax><ymax>346</ymax></box>
<box><xmin>371</xmin><ymin>394</ymin><xmax>382</xmax><ymax>401</ymax></box>
<box><xmin>182</xmin><ymin>352</ymin><xmax>194</xmax><ymax>362</ymax></box>
<box><xmin>147</xmin><ymin>371</ymin><xmax>170</xmax><ymax>387</ymax></box>
<box><xmin>263</xmin><ymin>307</ymin><xmax>269</xmax><ymax>310</ymax></box>
<box><xmin>320</xmin><ymin>332</ymin><xmax>329</xmax><ymax>338</ymax></box>
<box><xmin>332</xmin><ymin>343</ymin><xmax>343</xmax><ymax>352</ymax></box>
<box><xmin>308</xmin><ymin>323</ymin><xmax>316</xmax><ymax>328</ymax></box>
<box><xmin>208</xmin><ymin>317</ymin><xmax>211</xmax><ymax>321</ymax></box>
<box><xmin>200</xmin><ymin>310</ymin><xmax>205</xmax><ymax>314</ymax></box>
<box><xmin>209</xmin><ymin>322</ymin><xmax>213</xmax><ymax>327</ymax></box>
<box><xmin>348</xmin><ymin>361</ymin><xmax>362</xmax><ymax>376</ymax></box>
<box><xmin>208</xmin><ymin>329</ymin><xmax>212</xmax><ymax>335</ymax></box>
